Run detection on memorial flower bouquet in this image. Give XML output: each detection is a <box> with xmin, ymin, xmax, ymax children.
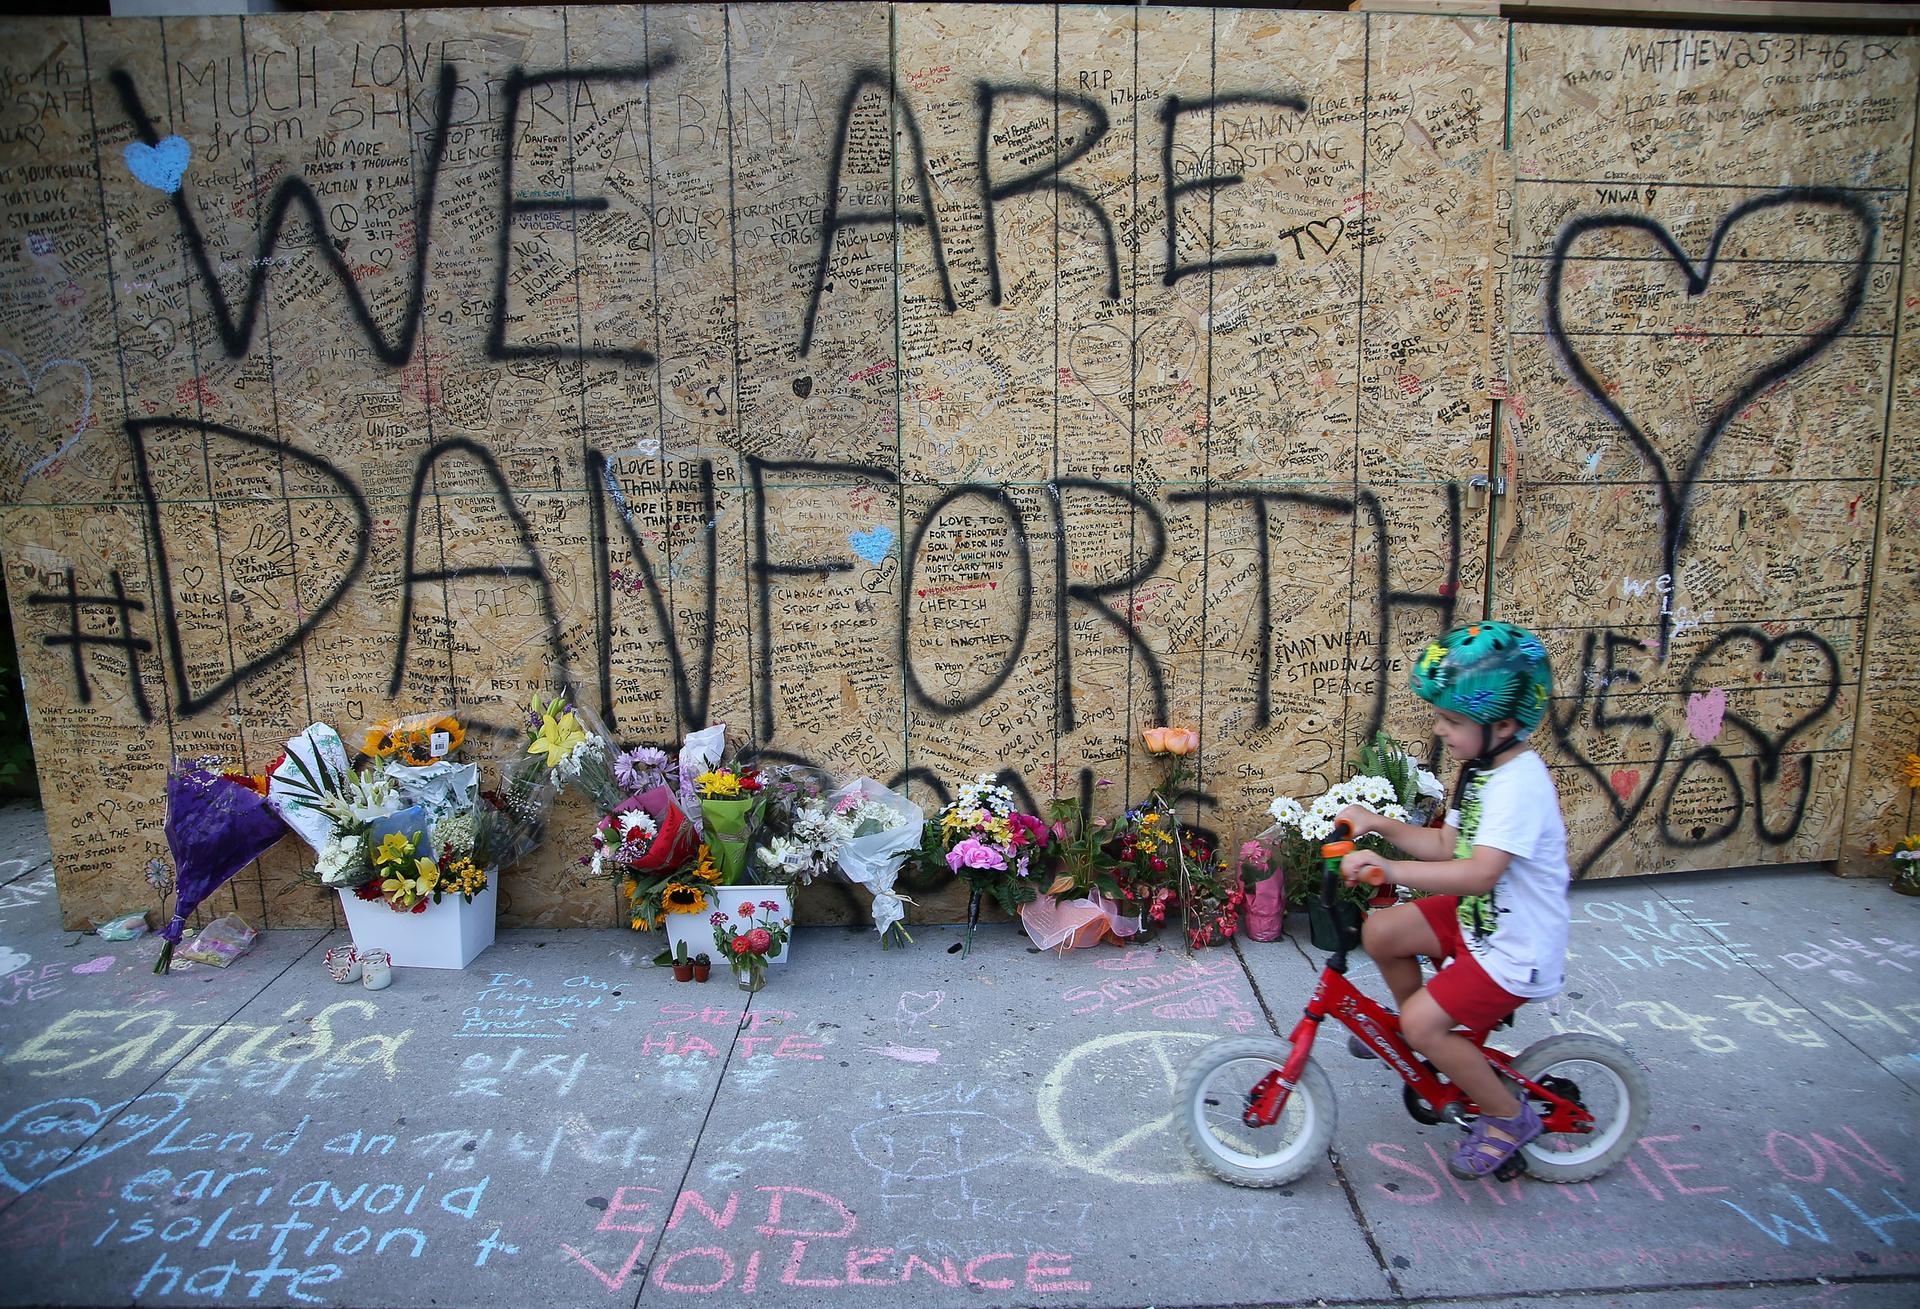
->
<box><xmin>578</xmin><ymin>768</ymin><xmax>700</xmax><ymax>930</ymax></box>
<box><xmin>269</xmin><ymin>722</ymin><xmax>408</xmax><ymax>894</ymax></box>
<box><xmin>363</xmin><ymin>708</ymin><xmax>478</xmax><ymax>837</ymax></box>
<box><xmin>526</xmin><ymin>694</ymin><xmax>622</xmax><ymax>812</ymax></box>
<box><xmin>926</xmin><ymin>774</ymin><xmax>1049</xmax><ymax>953</ymax></box>
<box><xmin>619</xmin><ymin>828</ymin><xmax>712</xmax><ymax>930</ymax></box>
<box><xmin>361</xmin><ymin>711</ymin><xmax>465</xmax><ymax>767</ymax></box>
<box><xmin>687</xmin><ymin>733</ymin><xmax>763</xmax><ymax>881</ymax></box>
<box><xmin>829</xmin><ymin>779</ymin><xmax>923</xmax><ymax>948</ymax></box>
<box><xmin>156</xmin><ymin>759</ymin><xmax>288</xmax><ymax>973</ymax></box>
<box><xmin>751</xmin><ymin>766</ymin><xmax>844</xmax><ymax>886</ymax></box>
<box><xmin>711</xmin><ymin>897</ymin><xmax>792</xmax><ymax>992</ymax></box>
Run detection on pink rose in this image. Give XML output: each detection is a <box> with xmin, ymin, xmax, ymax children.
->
<box><xmin>745</xmin><ymin>927</ymin><xmax>773</xmax><ymax>953</ymax></box>
<box><xmin>946</xmin><ymin>838</ymin><xmax>1006</xmax><ymax>872</ymax></box>
<box><xmin>1142</xmin><ymin>726</ymin><xmax>1171</xmax><ymax>753</ymax></box>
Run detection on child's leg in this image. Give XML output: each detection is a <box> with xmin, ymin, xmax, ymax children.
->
<box><xmin>1359</xmin><ymin>902</ymin><xmax>1444</xmax><ymax>1008</ymax></box>
<box><xmin>1399</xmin><ymin>990</ymin><xmax>1522</xmax><ymax>1118</ymax></box>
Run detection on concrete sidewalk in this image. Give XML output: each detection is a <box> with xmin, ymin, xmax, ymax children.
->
<box><xmin>0</xmin><ymin>799</ymin><xmax>1916</xmax><ymax>1309</ymax></box>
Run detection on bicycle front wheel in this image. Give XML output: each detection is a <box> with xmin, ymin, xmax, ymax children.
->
<box><xmin>1175</xmin><ymin>1037</ymin><xmax>1336</xmax><ymax>1187</ymax></box>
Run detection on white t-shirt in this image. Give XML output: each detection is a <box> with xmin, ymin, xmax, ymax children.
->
<box><xmin>1442</xmin><ymin>750</ymin><xmax>1571</xmax><ymax>998</ymax></box>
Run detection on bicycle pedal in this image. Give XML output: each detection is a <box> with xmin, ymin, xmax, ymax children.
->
<box><xmin>1493</xmin><ymin>1155</ymin><xmax>1526</xmax><ymax>1183</ymax></box>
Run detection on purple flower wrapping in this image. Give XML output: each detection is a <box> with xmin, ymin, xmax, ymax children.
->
<box><xmin>157</xmin><ymin>768</ymin><xmax>287</xmax><ymax>971</ymax></box>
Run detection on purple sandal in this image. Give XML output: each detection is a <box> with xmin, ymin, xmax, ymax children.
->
<box><xmin>1449</xmin><ymin>1098</ymin><xmax>1542</xmax><ymax>1179</ymax></box>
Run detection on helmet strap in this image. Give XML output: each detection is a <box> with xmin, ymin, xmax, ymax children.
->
<box><xmin>1451</xmin><ymin>722</ymin><xmax>1519</xmax><ymax>816</ymax></box>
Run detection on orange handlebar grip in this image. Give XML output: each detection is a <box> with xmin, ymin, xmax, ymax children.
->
<box><xmin>1321</xmin><ymin>840</ymin><xmax>1355</xmax><ymax>859</ymax></box>
<box><xmin>1359</xmin><ymin>865</ymin><xmax>1388</xmax><ymax>886</ymax></box>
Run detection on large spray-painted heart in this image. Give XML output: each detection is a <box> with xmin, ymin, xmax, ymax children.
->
<box><xmin>1544</xmin><ymin>189</ymin><xmax>1875</xmax><ymax>654</ymax></box>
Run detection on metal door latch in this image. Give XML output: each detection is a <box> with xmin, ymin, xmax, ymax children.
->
<box><xmin>1465</xmin><ymin>474</ymin><xmax>1507</xmax><ymax>510</ymax></box>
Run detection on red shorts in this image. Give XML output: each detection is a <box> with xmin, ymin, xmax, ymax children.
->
<box><xmin>1415</xmin><ymin>896</ymin><xmax>1527</xmax><ymax>1033</ymax></box>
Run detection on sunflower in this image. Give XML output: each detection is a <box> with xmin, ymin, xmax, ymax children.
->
<box><xmin>661</xmin><ymin>883</ymin><xmax>709</xmax><ymax>915</ymax></box>
<box><xmin>693</xmin><ymin>844</ymin><xmax>720</xmax><ymax>883</ymax></box>
<box><xmin>395</xmin><ymin>715</ymin><xmax>465</xmax><ymax>765</ymax></box>
<box><xmin>1904</xmin><ymin>753</ymin><xmax>1920</xmax><ymax>791</ymax></box>
<box><xmin>362</xmin><ymin>720</ymin><xmax>401</xmax><ymax>758</ymax></box>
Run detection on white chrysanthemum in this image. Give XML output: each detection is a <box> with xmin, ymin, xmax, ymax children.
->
<box><xmin>1358</xmin><ymin>777</ymin><xmax>1395</xmax><ymax>805</ymax></box>
<box><xmin>1267</xmin><ymin>795</ymin><xmax>1307</xmax><ymax>828</ymax></box>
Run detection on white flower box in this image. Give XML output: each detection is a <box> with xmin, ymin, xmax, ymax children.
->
<box><xmin>339</xmin><ymin>881</ymin><xmax>497</xmax><ymax>969</ymax></box>
<box><xmin>665</xmin><ymin>884</ymin><xmax>792</xmax><ymax>966</ymax></box>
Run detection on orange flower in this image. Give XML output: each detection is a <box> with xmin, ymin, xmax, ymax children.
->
<box><xmin>1144</xmin><ymin>725</ymin><xmax>1198</xmax><ymax>755</ymax></box>
<box><xmin>221</xmin><ymin>771</ymin><xmax>269</xmax><ymax>795</ymax></box>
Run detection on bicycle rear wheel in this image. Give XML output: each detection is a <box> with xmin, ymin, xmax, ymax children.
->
<box><xmin>1511</xmin><ymin>1033</ymin><xmax>1650</xmax><ymax>1182</ymax></box>
<box><xmin>1175</xmin><ymin>1037</ymin><xmax>1335</xmax><ymax>1187</ymax></box>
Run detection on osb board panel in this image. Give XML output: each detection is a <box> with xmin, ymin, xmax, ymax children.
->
<box><xmin>0</xmin><ymin>8</ymin><xmax>1911</xmax><ymax>932</ymax></box>
<box><xmin>1840</xmin><ymin>93</ymin><xmax>1920</xmax><ymax>875</ymax></box>
<box><xmin>1500</xmin><ymin>21</ymin><xmax>1916</xmax><ymax>880</ymax></box>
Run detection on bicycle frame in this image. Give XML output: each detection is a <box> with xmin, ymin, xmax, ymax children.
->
<box><xmin>1239</xmin><ymin>824</ymin><xmax>1595</xmax><ymax>1138</ymax></box>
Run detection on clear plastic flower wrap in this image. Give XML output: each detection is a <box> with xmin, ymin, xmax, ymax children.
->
<box><xmin>474</xmin><ymin>739</ymin><xmax>561</xmax><ymax>876</ymax></box>
<box><xmin>830</xmin><ymin>778</ymin><xmax>924</xmax><ymax>946</ymax></box>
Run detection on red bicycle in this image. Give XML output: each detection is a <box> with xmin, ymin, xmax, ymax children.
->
<box><xmin>1177</xmin><ymin>823</ymin><xmax>1649</xmax><ymax>1187</ymax></box>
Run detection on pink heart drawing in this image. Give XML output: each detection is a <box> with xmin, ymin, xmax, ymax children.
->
<box><xmin>0</xmin><ymin>1091</ymin><xmax>187</xmax><ymax>1193</ymax></box>
<box><xmin>1686</xmin><ymin>687</ymin><xmax>1727</xmax><ymax>744</ymax></box>
<box><xmin>1609</xmin><ymin>769</ymin><xmax>1641</xmax><ymax>804</ymax></box>
<box><xmin>71</xmin><ymin>957</ymin><xmax>115</xmax><ymax>975</ymax></box>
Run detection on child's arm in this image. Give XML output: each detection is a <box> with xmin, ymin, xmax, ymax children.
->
<box><xmin>1341</xmin><ymin>844</ymin><xmax>1510</xmax><ymax>897</ymax></box>
<box><xmin>1333</xmin><ymin>804</ymin><xmax>1456</xmax><ymax>863</ymax></box>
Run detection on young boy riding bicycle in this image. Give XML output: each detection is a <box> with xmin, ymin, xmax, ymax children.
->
<box><xmin>1335</xmin><ymin>621</ymin><xmax>1571</xmax><ymax>1180</ymax></box>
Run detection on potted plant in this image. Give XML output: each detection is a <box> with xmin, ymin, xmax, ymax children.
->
<box><xmin>671</xmin><ymin>939</ymin><xmax>694</xmax><ymax>982</ymax></box>
<box><xmin>692</xmin><ymin>952</ymin><xmax>711</xmax><ymax>983</ymax></box>
<box><xmin>712</xmin><ymin>899</ymin><xmax>791</xmax><ymax>992</ymax></box>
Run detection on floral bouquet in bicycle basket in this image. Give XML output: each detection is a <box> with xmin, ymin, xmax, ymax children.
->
<box><xmin>1255</xmin><ymin>732</ymin><xmax>1444</xmax><ymax>913</ymax></box>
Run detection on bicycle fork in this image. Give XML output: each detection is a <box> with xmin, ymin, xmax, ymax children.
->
<box><xmin>1240</xmin><ymin>994</ymin><xmax>1331</xmax><ymax>1128</ymax></box>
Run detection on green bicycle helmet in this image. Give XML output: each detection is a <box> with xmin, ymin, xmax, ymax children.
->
<box><xmin>1410</xmin><ymin>621</ymin><xmax>1552</xmax><ymax>740</ymax></box>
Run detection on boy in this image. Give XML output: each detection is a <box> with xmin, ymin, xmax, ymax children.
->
<box><xmin>1336</xmin><ymin>621</ymin><xmax>1569</xmax><ymax>1180</ymax></box>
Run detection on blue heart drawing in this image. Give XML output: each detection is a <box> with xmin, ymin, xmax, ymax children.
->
<box><xmin>849</xmin><ymin>525</ymin><xmax>893</xmax><ymax>567</ymax></box>
<box><xmin>122</xmin><ymin>136</ymin><xmax>191</xmax><ymax>194</ymax></box>
<box><xmin>0</xmin><ymin>1091</ymin><xmax>187</xmax><ymax>1193</ymax></box>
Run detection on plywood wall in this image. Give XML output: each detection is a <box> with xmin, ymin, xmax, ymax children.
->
<box><xmin>0</xmin><ymin>6</ymin><xmax>1910</xmax><ymax>931</ymax></box>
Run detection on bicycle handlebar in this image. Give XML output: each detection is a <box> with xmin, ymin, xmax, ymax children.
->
<box><xmin>1319</xmin><ymin>820</ymin><xmax>1354</xmax><ymax>908</ymax></box>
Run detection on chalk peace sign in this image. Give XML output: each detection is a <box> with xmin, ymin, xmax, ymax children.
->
<box><xmin>1036</xmin><ymin>1030</ymin><xmax>1216</xmax><ymax>1186</ymax></box>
